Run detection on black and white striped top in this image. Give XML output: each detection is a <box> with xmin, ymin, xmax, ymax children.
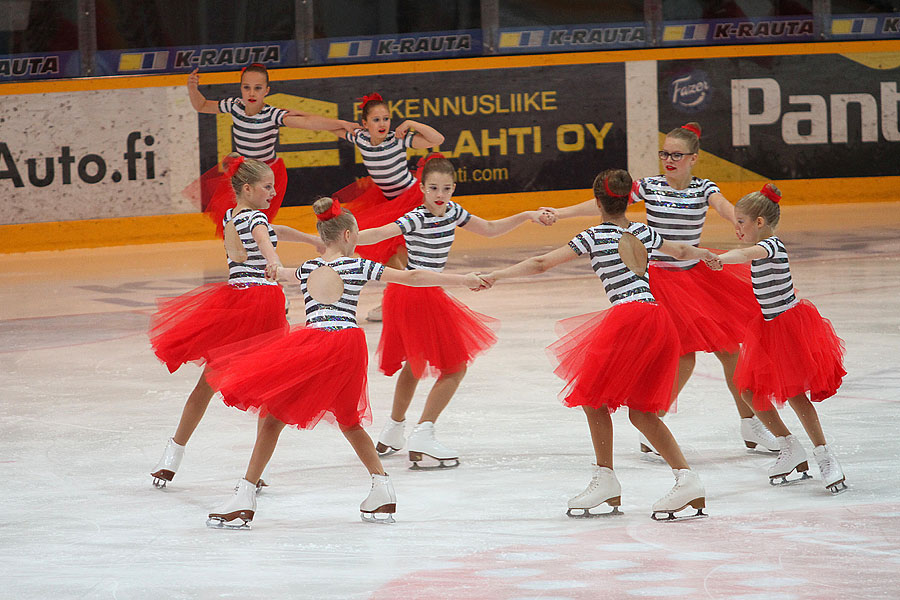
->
<box><xmin>569</xmin><ymin>222</ymin><xmax>664</xmax><ymax>306</ymax></box>
<box><xmin>751</xmin><ymin>236</ymin><xmax>798</xmax><ymax>320</ymax></box>
<box><xmin>296</xmin><ymin>257</ymin><xmax>385</xmax><ymax>329</ymax></box>
<box><xmin>225</xmin><ymin>208</ymin><xmax>278</xmax><ymax>287</ymax></box>
<box><xmin>630</xmin><ymin>176</ymin><xmax>720</xmax><ymax>269</ymax></box>
<box><xmin>218</xmin><ymin>98</ymin><xmax>288</xmax><ymax>163</ymax></box>
<box><xmin>346</xmin><ymin>129</ymin><xmax>417</xmax><ymax>198</ymax></box>
<box><xmin>396</xmin><ymin>202</ymin><xmax>472</xmax><ymax>272</ymax></box>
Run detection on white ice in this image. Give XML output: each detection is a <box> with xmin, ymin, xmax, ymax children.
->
<box><xmin>2</xmin><ymin>203</ymin><xmax>899</xmax><ymax>599</ymax></box>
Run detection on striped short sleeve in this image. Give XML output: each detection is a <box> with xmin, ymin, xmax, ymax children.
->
<box><xmin>452</xmin><ymin>204</ymin><xmax>472</xmax><ymax>227</ymax></box>
<box><xmin>629</xmin><ymin>178</ymin><xmax>646</xmax><ymax>205</ymax></box>
<box><xmin>700</xmin><ymin>178</ymin><xmax>721</xmax><ymax>199</ymax></box>
<box><xmin>218</xmin><ymin>97</ymin><xmax>235</xmax><ymax>114</ymax></box>
<box><xmin>270</xmin><ymin>107</ymin><xmax>287</xmax><ymax>127</ymax></box>
<box><xmin>248</xmin><ymin>211</ymin><xmax>269</xmax><ymax>231</ymax></box>
<box><xmin>757</xmin><ymin>238</ymin><xmax>778</xmax><ymax>259</ymax></box>
<box><xmin>345</xmin><ymin>129</ymin><xmax>363</xmax><ymax>145</ymax></box>
<box><xmin>396</xmin><ymin>211</ymin><xmax>424</xmax><ymax>235</ymax></box>
<box><xmin>644</xmin><ymin>225</ymin><xmax>664</xmax><ymax>250</ymax></box>
<box><xmin>401</xmin><ymin>131</ymin><xmax>417</xmax><ymax>148</ymax></box>
<box><xmin>568</xmin><ymin>231</ymin><xmax>592</xmax><ymax>255</ymax></box>
<box><xmin>360</xmin><ymin>258</ymin><xmax>386</xmax><ymax>281</ymax></box>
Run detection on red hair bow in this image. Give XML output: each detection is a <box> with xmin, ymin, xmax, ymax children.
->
<box><xmin>316</xmin><ymin>197</ymin><xmax>343</xmax><ymax>221</ymax></box>
<box><xmin>359</xmin><ymin>92</ymin><xmax>383</xmax><ymax>109</ymax></box>
<box><xmin>416</xmin><ymin>152</ymin><xmax>446</xmax><ymax>170</ymax></box>
<box><xmin>760</xmin><ymin>183</ymin><xmax>781</xmax><ymax>204</ymax></box>
<box><xmin>680</xmin><ymin>123</ymin><xmax>701</xmax><ymax>138</ymax></box>
<box><xmin>241</xmin><ymin>63</ymin><xmax>266</xmax><ymax>73</ymax></box>
<box><xmin>224</xmin><ymin>155</ymin><xmax>245</xmax><ymax>178</ymax></box>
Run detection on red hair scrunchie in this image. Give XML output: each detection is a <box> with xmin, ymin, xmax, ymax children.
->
<box><xmin>603</xmin><ymin>176</ymin><xmax>627</xmax><ymax>198</ymax></box>
<box><xmin>241</xmin><ymin>62</ymin><xmax>266</xmax><ymax>74</ymax></box>
<box><xmin>224</xmin><ymin>155</ymin><xmax>245</xmax><ymax>178</ymax></box>
<box><xmin>359</xmin><ymin>92</ymin><xmax>383</xmax><ymax>109</ymax></box>
<box><xmin>316</xmin><ymin>197</ymin><xmax>343</xmax><ymax>221</ymax></box>
<box><xmin>680</xmin><ymin>123</ymin><xmax>701</xmax><ymax>138</ymax></box>
<box><xmin>760</xmin><ymin>183</ymin><xmax>781</xmax><ymax>204</ymax></box>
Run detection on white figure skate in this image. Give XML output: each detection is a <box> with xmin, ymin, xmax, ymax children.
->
<box><xmin>567</xmin><ymin>465</ymin><xmax>623</xmax><ymax>518</ymax></box>
<box><xmin>407</xmin><ymin>421</ymin><xmax>459</xmax><ymax>469</ymax></box>
<box><xmin>360</xmin><ymin>473</ymin><xmax>397</xmax><ymax>524</ymax></box>
<box><xmin>207</xmin><ymin>479</ymin><xmax>256</xmax><ymax>529</ymax></box>
<box><xmin>375</xmin><ymin>418</ymin><xmax>406</xmax><ymax>456</ymax></box>
<box><xmin>741</xmin><ymin>416</ymin><xmax>779</xmax><ymax>452</ymax></box>
<box><xmin>769</xmin><ymin>435</ymin><xmax>812</xmax><ymax>485</ymax></box>
<box><xmin>651</xmin><ymin>469</ymin><xmax>707</xmax><ymax>521</ymax></box>
<box><xmin>813</xmin><ymin>445</ymin><xmax>847</xmax><ymax>494</ymax></box>
<box><xmin>150</xmin><ymin>437</ymin><xmax>185</xmax><ymax>488</ymax></box>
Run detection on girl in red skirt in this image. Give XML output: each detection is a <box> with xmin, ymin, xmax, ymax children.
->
<box><xmin>546</xmin><ymin>123</ymin><xmax>778</xmax><ymax>454</ymax></box>
<box><xmin>149</xmin><ymin>155</ymin><xmax>319</xmax><ymax>489</ymax></box>
<box><xmin>204</xmin><ymin>197</ymin><xmax>486</xmax><ymax>528</ymax></box>
<box><xmin>326</xmin><ymin>93</ymin><xmax>445</xmax><ymax>321</ymax></box>
<box><xmin>357</xmin><ymin>155</ymin><xmax>554</xmax><ymax>470</ymax></box>
<box><xmin>710</xmin><ymin>184</ymin><xmax>847</xmax><ymax>493</ymax></box>
<box><xmin>482</xmin><ymin>169</ymin><xmax>718</xmax><ymax>520</ymax></box>
<box><xmin>185</xmin><ymin>64</ymin><xmax>357</xmax><ymax>236</ymax></box>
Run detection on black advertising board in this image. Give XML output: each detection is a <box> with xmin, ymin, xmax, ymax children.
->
<box><xmin>658</xmin><ymin>53</ymin><xmax>900</xmax><ymax>180</ymax></box>
<box><xmin>198</xmin><ymin>62</ymin><xmax>627</xmax><ymax>206</ymax></box>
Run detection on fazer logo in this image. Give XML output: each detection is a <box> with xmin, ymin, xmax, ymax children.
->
<box><xmin>670</xmin><ymin>71</ymin><xmax>712</xmax><ymax>113</ymax></box>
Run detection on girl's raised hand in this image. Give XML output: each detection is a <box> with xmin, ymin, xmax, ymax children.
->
<box><xmin>187</xmin><ymin>68</ymin><xmax>200</xmax><ymax>89</ymax></box>
<box><xmin>394</xmin><ymin>121</ymin><xmax>412</xmax><ymax>138</ymax></box>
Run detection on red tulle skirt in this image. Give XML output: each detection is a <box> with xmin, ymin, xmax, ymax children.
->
<box><xmin>182</xmin><ymin>157</ymin><xmax>287</xmax><ymax>237</ymax></box>
<box><xmin>332</xmin><ymin>177</ymin><xmax>423</xmax><ymax>263</ymax></box>
<box><xmin>734</xmin><ymin>300</ymin><xmax>846</xmax><ymax>411</ymax></box>
<box><xmin>149</xmin><ymin>282</ymin><xmax>288</xmax><ymax>373</ymax></box>
<box><xmin>378</xmin><ymin>284</ymin><xmax>498</xmax><ymax>378</ymax></box>
<box><xmin>547</xmin><ymin>301</ymin><xmax>680</xmax><ymax>413</ymax></box>
<box><xmin>206</xmin><ymin>326</ymin><xmax>371</xmax><ymax>429</ymax></box>
<box><xmin>649</xmin><ymin>259</ymin><xmax>757</xmax><ymax>355</ymax></box>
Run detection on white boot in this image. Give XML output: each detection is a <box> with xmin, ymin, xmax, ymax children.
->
<box><xmin>741</xmin><ymin>416</ymin><xmax>779</xmax><ymax>452</ymax></box>
<box><xmin>769</xmin><ymin>435</ymin><xmax>812</xmax><ymax>485</ymax></box>
<box><xmin>375</xmin><ymin>418</ymin><xmax>406</xmax><ymax>455</ymax></box>
<box><xmin>150</xmin><ymin>437</ymin><xmax>185</xmax><ymax>488</ymax></box>
<box><xmin>207</xmin><ymin>479</ymin><xmax>256</xmax><ymax>529</ymax></box>
<box><xmin>813</xmin><ymin>445</ymin><xmax>847</xmax><ymax>493</ymax></box>
<box><xmin>407</xmin><ymin>421</ymin><xmax>459</xmax><ymax>469</ymax></box>
<box><xmin>360</xmin><ymin>473</ymin><xmax>397</xmax><ymax>523</ymax></box>
<box><xmin>567</xmin><ymin>465</ymin><xmax>622</xmax><ymax>517</ymax></box>
<box><xmin>366</xmin><ymin>304</ymin><xmax>383</xmax><ymax>323</ymax></box>
<box><xmin>651</xmin><ymin>469</ymin><xmax>706</xmax><ymax>520</ymax></box>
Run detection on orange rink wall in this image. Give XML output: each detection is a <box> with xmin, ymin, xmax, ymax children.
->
<box><xmin>2</xmin><ymin>39</ymin><xmax>899</xmax><ymax>253</ymax></box>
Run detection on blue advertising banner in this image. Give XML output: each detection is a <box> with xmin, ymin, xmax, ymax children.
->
<box><xmin>311</xmin><ymin>30</ymin><xmax>483</xmax><ymax>64</ymax></box>
<box><xmin>496</xmin><ymin>23</ymin><xmax>647</xmax><ymax>53</ymax></box>
<box><xmin>661</xmin><ymin>16</ymin><xmax>815</xmax><ymax>45</ymax></box>
<box><xmin>0</xmin><ymin>51</ymin><xmax>80</xmax><ymax>81</ymax></box>
<box><xmin>93</xmin><ymin>41</ymin><xmax>297</xmax><ymax>76</ymax></box>
<box><xmin>830</xmin><ymin>14</ymin><xmax>900</xmax><ymax>39</ymax></box>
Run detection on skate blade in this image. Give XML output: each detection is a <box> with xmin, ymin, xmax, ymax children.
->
<box><xmin>769</xmin><ymin>470</ymin><xmax>813</xmax><ymax>486</ymax></box>
<box><xmin>360</xmin><ymin>512</ymin><xmax>396</xmax><ymax>524</ymax></box>
<box><xmin>651</xmin><ymin>508</ymin><xmax>708</xmax><ymax>521</ymax></box>
<box><xmin>744</xmin><ymin>441</ymin><xmax>779</xmax><ymax>453</ymax></box>
<box><xmin>567</xmin><ymin>506</ymin><xmax>622</xmax><ymax>518</ymax></box>
<box><xmin>375</xmin><ymin>442</ymin><xmax>401</xmax><ymax>456</ymax></box>
<box><xmin>151</xmin><ymin>470</ymin><xmax>174</xmax><ymax>489</ymax></box>
<box><xmin>255</xmin><ymin>479</ymin><xmax>268</xmax><ymax>495</ymax></box>
<box><xmin>827</xmin><ymin>479</ymin><xmax>848</xmax><ymax>494</ymax></box>
<box><xmin>206</xmin><ymin>516</ymin><xmax>252</xmax><ymax>530</ymax></box>
<box><xmin>409</xmin><ymin>452</ymin><xmax>459</xmax><ymax>470</ymax></box>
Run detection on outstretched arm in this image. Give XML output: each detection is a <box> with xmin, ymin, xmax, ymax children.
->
<box><xmin>546</xmin><ymin>198</ymin><xmax>601</xmax><ymax>220</ymax></box>
<box><xmin>187</xmin><ymin>69</ymin><xmax>218</xmax><ymax>114</ymax></box>
<box><xmin>381</xmin><ymin>267</ymin><xmax>485</xmax><ymax>290</ymax></box>
<box><xmin>482</xmin><ymin>246</ymin><xmax>577</xmax><ymax>286</ymax></box>
<box><xmin>271</xmin><ymin>224</ymin><xmax>325</xmax><ymax>253</ymax></box>
<box><xmin>357</xmin><ymin>222</ymin><xmax>403</xmax><ymax>246</ymax></box>
<box><xmin>282</xmin><ymin>113</ymin><xmax>358</xmax><ymax>134</ymax></box>
<box><xmin>708</xmin><ymin>192</ymin><xmax>736</xmax><ymax>225</ymax></box>
<box><xmin>395</xmin><ymin>120</ymin><xmax>445</xmax><ymax>149</ymax></box>
<box><xmin>252</xmin><ymin>223</ymin><xmax>283</xmax><ymax>270</ymax></box>
<box><xmin>715</xmin><ymin>245</ymin><xmax>767</xmax><ymax>265</ymax></box>
<box><xmin>462</xmin><ymin>210</ymin><xmax>555</xmax><ymax>238</ymax></box>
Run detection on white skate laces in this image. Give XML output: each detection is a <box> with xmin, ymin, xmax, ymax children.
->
<box><xmin>207</xmin><ymin>478</ymin><xmax>256</xmax><ymax>530</ymax></box>
<box><xmin>375</xmin><ymin>418</ymin><xmax>406</xmax><ymax>456</ymax></box>
<box><xmin>150</xmin><ymin>437</ymin><xmax>185</xmax><ymax>489</ymax></box>
<box><xmin>360</xmin><ymin>473</ymin><xmax>397</xmax><ymax>524</ymax></box>
<box><xmin>769</xmin><ymin>435</ymin><xmax>812</xmax><ymax>485</ymax></box>
<box><xmin>741</xmin><ymin>416</ymin><xmax>779</xmax><ymax>452</ymax></box>
<box><xmin>651</xmin><ymin>469</ymin><xmax>707</xmax><ymax>521</ymax></box>
<box><xmin>567</xmin><ymin>465</ymin><xmax>622</xmax><ymax>518</ymax></box>
<box><xmin>407</xmin><ymin>421</ymin><xmax>460</xmax><ymax>470</ymax></box>
<box><xmin>813</xmin><ymin>445</ymin><xmax>847</xmax><ymax>494</ymax></box>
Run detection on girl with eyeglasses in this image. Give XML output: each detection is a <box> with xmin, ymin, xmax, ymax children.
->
<box><xmin>545</xmin><ymin>122</ymin><xmax>778</xmax><ymax>456</ymax></box>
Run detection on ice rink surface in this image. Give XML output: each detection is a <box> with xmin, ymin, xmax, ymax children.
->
<box><xmin>2</xmin><ymin>203</ymin><xmax>899</xmax><ymax>599</ymax></box>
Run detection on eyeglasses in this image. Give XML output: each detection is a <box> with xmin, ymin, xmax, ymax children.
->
<box><xmin>658</xmin><ymin>151</ymin><xmax>695</xmax><ymax>161</ymax></box>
